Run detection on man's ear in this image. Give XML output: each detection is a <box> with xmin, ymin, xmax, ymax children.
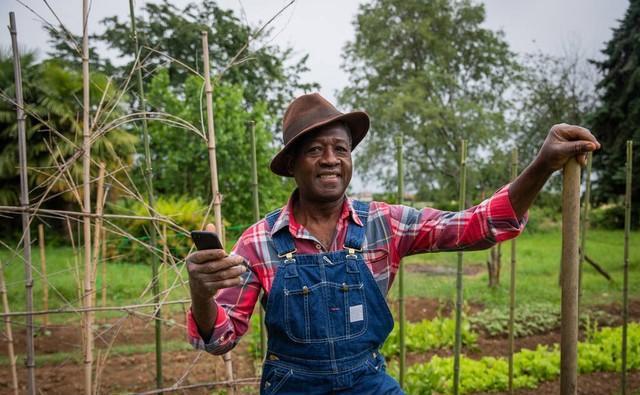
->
<box><xmin>286</xmin><ymin>155</ymin><xmax>295</xmax><ymax>176</ymax></box>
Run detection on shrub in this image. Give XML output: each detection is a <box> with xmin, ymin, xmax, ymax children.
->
<box><xmin>590</xmin><ymin>203</ymin><xmax>626</xmax><ymax>229</ymax></box>
<box><xmin>107</xmin><ymin>195</ymin><xmax>216</xmax><ymax>264</ymax></box>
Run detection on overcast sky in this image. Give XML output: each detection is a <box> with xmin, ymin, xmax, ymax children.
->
<box><xmin>0</xmin><ymin>0</ymin><xmax>629</xmax><ymax>192</ymax></box>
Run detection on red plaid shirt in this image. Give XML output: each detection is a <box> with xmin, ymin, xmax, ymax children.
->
<box><xmin>187</xmin><ymin>185</ymin><xmax>526</xmax><ymax>354</ymax></box>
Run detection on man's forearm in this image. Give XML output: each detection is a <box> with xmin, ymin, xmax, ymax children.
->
<box><xmin>191</xmin><ymin>294</ymin><xmax>218</xmax><ymax>342</ymax></box>
<box><xmin>508</xmin><ymin>159</ymin><xmax>554</xmax><ymax>219</ymax></box>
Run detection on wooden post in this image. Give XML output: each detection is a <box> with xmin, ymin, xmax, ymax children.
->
<box><xmin>621</xmin><ymin>140</ymin><xmax>633</xmax><ymax>395</ymax></box>
<box><xmin>201</xmin><ymin>30</ymin><xmax>234</xmax><ymax>393</ymax></box>
<box><xmin>0</xmin><ymin>261</ymin><xmax>19</xmax><ymax>395</ymax></box>
<box><xmin>249</xmin><ymin>121</ymin><xmax>267</xmax><ymax>359</ymax></box>
<box><xmin>38</xmin><ymin>224</ymin><xmax>49</xmax><ymax>327</ymax></box>
<box><xmin>560</xmin><ymin>158</ymin><xmax>581</xmax><ymax>395</ymax></box>
<box><xmin>91</xmin><ymin>163</ymin><xmax>106</xmax><ymax>312</ymax></box>
<box><xmin>101</xmin><ymin>226</ymin><xmax>107</xmax><ymax>307</ymax></box>
<box><xmin>508</xmin><ymin>148</ymin><xmax>518</xmax><ymax>393</ymax></box>
<box><xmin>453</xmin><ymin>139</ymin><xmax>467</xmax><ymax>395</ymax></box>
<box><xmin>162</xmin><ymin>224</ymin><xmax>168</xmax><ymax>319</ymax></box>
<box><xmin>128</xmin><ymin>1</ymin><xmax>163</xmax><ymax>388</ymax></box>
<box><xmin>80</xmin><ymin>1</ymin><xmax>95</xmax><ymax>393</ymax></box>
<box><xmin>396</xmin><ymin>135</ymin><xmax>406</xmax><ymax>388</ymax></box>
<box><xmin>578</xmin><ymin>152</ymin><xmax>592</xmax><ymax>303</ymax></box>
<box><xmin>9</xmin><ymin>12</ymin><xmax>36</xmax><ymax>394</ymax></box>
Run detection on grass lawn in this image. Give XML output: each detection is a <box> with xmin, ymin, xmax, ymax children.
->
<box><xmin>1</xmin><ymin>228</ymin><xmax>638</xmax><ymax>323</ymax></box>
<box><xmin>393</xmin><ymin>228</ymin><xmax>640</xmax><ymax>309</ymax></box>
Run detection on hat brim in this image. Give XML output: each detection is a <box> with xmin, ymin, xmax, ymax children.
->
<box><xmin>270</xmin><ymin>111</ymin><xmax>370</xmax><ymax>177</ymax></box>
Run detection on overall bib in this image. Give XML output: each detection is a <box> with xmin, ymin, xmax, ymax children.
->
<box><xmin>261</xmin><ymin>201</ymin><xmax>402</xmax><ymax>394</ymax></box>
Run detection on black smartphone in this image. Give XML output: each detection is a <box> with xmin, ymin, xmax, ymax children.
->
<box><xmin>190</xmin><ymin>230</ymin><xmax>223</xmax><ymax>250</ymax></box>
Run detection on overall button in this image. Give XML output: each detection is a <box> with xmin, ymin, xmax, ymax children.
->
<box><xmin>341</xmin><ymin>283</ymin><xmax>349</xmax><ymax>292</ymax></box>
<box><xmin>302</xmin><ymin>286</ymin><xmax>310</xmax><ymax>295</ymax></box>
<box><xmin>315</xmin><ymin>243</ymin><xmax>322</xmax><ymax>250</ymax></box>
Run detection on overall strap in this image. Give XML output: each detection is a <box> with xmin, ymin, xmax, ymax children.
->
<box><xmin>344</xmin><ymin>200</ymin><xmax>370</xmax><ymax>251</ymax></box>
<box><xmin>265</xmin><ymin>208</ymin><xmax>296</xmax><ymax>258</ymax></box>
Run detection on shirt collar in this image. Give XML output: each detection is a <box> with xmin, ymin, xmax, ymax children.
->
<box><xmin>270</xmin><ymin>190</ymin><xmax>364</xmax><ymax>238</ymax></box>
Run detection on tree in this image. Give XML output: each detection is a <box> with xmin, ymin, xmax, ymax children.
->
<box><xmin>590</xmin><ymin>0</ymin><xmax>640</xmax><ymax>226</ymax></box>
<box><xmin>144</xmin><ymin>69</ymin><xmax>291</xmax><ymax>227</ymax></box>
<box><xmin>339</xmin><ymin>0</ymin><xmax>518</xmax><ymax>202</ymax></box>
<box><xmin>0</xmin><ymin>53</ymin><xmax>136</xmax><ymax>208</ymax></box>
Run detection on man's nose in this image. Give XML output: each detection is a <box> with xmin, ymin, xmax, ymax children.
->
<box><xmin>320</xmin><ymin>147</ymin><xmax>340</xmax><ymax>165</ymax></box>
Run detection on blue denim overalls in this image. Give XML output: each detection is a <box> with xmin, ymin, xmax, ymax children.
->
<box><xmin>261</xmin><ymin>200</ymin><xmax>403</xmax><ymax>394</ymax></box>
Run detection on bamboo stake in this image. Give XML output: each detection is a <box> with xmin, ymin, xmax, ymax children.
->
<box><xmin>578</xmin><ymin>152</ymin><xmax>592</xmax><ymax>304</ymax></box>
<box><xmin>0</xmin><ymin>261</ymin><xmax>19</xmax><ymax>395</ymax></box>
<box><xmin>621</xmin><ymin>140</ymin><xmax>633</xmax><ymax>395</ymax></box>
<box><xmin>201</xmin><ymin>30</ymin><xmax>234</xmax><ymax>394</ymax></box>
<box><xmin>508</xmin><ymin>148</ymin><xmax>518</xmax><ymax>393</ymax></box>
<box><xmin>128</xmin><ymin>1</ymin><xmax>163</xmax><ymax>388</ymax></box>
<box><xmin>453</xmin><ymin>139</ymin><xmax>467</xmax><ymax>395</ymax></box>
<box><xmin>101</xmin><ymin>226</ymin><xmax>107</xmax><ymax>307</ymax></box>
<box><xmin>80</xmin><ymin>1</ymin><xmax>94</xmax><ymax>393</ymax></box>
<box><xmin>560</xmin><ymin>158</ymin><xmax>581</xmax><ymax>395</ymax></box>
<box><xmin>91</xmin><ymin>163</ymin><xmax>106</xmax><ymax>311</ymax></box>
<box><xmin>395</xmin><ymin>135</ymin><xmax>406</xmax><ymax>388</ymax></box>
<box><xmin>249</xmin><ymin>121</ymin><xmax>267</xmax><ymax>360</ymax></box>
<box><xmin>162</xmin><ymin>224</ymin><xmax>168</xmax><ymax>319</ymax></box>
<box><xmin>38</xmin><ymin>224</ymin><xmax>49</xmax><ymax>327</ymax></box>
<box><xmin>9</xmin><ymin>12</ymin><xmax>36</xmax><ymax>394</ymax></box>
<box><xmin>1</xmin><ymin>299</ymin><xmax>191</xmax><ymax>318</ymax></box>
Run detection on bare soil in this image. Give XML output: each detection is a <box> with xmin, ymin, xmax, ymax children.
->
<box><xmin>1</xmin><ymin>298</ymin><xmax>639</xmax><ymax>394</ymax></box>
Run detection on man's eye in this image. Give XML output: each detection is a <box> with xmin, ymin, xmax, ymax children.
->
<box><xmin>308</xmin><ymin>146</ymin><xmax>322</xmax><ymax>153</ymax></box>
<box><xmin>336</xmin><ymin>146</ymin><xmax>349</xmax><ymax>152</ymax></box>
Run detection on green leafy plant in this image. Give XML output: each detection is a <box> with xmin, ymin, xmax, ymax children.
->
<box><xmin>394</xmin><ymin>323</ymin><xmax>640</xmax><ymax>394</ymax></box>
<box><xmin>381</xmin><ymin>316</ymin><xmax>478</xmax><ymax>356</ymax></box>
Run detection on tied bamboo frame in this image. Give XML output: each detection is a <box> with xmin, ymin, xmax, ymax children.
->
<box><xmin>9</xmin><ymin>11</ymin><xmax>37</xmax><ymax>395</ymax></box>
<box><xmin>127</xmin><ymin>0</ymin><xmax>163</xmax><ymax>388</ymax></box>
<box><xmin>395</xmin><ymin>135</ymin><xmax>406</xmax><ymax>388</ymax></box>
<box><xmin>453</xmin><ymin>139</ymin><xmax>467</xmax><ymax>395</ymax></box>
<box><xmin>201</xmin><ymin>30</ymin><xmax>235</xmax><ymax>394</ymax></box>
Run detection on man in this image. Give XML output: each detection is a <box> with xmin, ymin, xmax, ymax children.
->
<box><xmin>186</xmin><ymin>93</ymin><xmax>600</xmax><ymax>394</ymax></box>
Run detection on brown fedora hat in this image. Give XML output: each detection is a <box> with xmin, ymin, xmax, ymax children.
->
<box><xmin>270</xmin><ymin>93</ymin><xmax>370</xmax><ymax>177</ymax></box>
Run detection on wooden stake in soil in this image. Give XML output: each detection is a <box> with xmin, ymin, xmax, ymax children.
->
<box><xmin>621</xmin><ymin>140</ymin><xmax>633</xmax><ymax>395</ymax></box>
<box><xmin>91</xmin><ymin>163</ymin><xmax>106</xmax><ymax>310</ymax></box>
<box><xmin>201</xmin><ymin>30</ymin><xmax>234</xmax><ymax>394</ymax></box>
<box><xmin>508</xmin><ymin>148</ymin><xmax>518</xmax><ymax>393</ymax></box>
<box><xmin>453</xmin><ymin>139</ymin><xmax>467</xmax><ymax>395</ymax></box>
<box><xmin>80</xmin><ymin>1</ymin><xmax>95</xmax><ymax>393</ymax></box>
<box><xmin>9</xmin><ymin>12</ymin><xmax>36</xmax><ymax>394</ymax></box>
<box><xmin>249</xmin><ymin>121</ymin><xmax>267</xmax><ymax>360</ymax></box>
<box><xmin>396</xmin><ymin>135</ymin><xmax>406</xmax><ymax>388</ymax></box>
<box><xmin>560</xmin><ymin>158</ymin><xmax>581</xmax><ymax>395</ymax></box>
<box><xmin>38</xmin><ymin>224</ymin><xmax>50</xmax><ymax>327</ymax></box>
<box><xmin>127</xmin><ymin>1</ymin><xmax>163</xmax><ymax>388</ymax></box>
<box><xmin>101</xmin><ymin>226</ymin><xmax>107</xmax><ymax>307</ymax></box>
<box><xmin>578</xmin><ymin>152</ymin><xmax>592</xmax><ymax>304</ymax></box>
<box><xmin>0</xmin><ymin>261</ymin><xmax>19</xmax><ymax>395</ymax></box>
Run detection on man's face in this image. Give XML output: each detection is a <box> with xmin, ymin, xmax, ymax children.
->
<box><xmin>289</xmin><ymin>122</ymin><xmax>353</xmax><ymax>203</ymax></box>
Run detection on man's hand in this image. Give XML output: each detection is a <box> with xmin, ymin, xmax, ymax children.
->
<box><xmin>509</xmin><ymin>123</ymin><xmax>601</xmax><ymax>219</ymax></box>
<box><xmin>187</xmin><ymin>223</ymin><xmax>246</xmax><ymax>340</ymax></box>
<box><xmin>532</xmin><ymin>123</ymin><xmax>601</xmax><ymax>174</ymax></box>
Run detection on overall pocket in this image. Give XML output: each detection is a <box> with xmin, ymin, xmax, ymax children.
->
<box><xmin>261</xmin><ymin>364</ymin><xmax>293</xmax><ymax>394</ymax></box>
<box><xmin>284</xmin><ymin>279</ymin><xmax>368</xmax><ymax>343</ymax></box>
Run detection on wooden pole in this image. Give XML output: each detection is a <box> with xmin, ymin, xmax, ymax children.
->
<box><xmin>0</xmin><ymin>261</ymin><xmax>19</xmax><ymax>395</ymax></box>
<box><xmin>249</xmin><ymin>121</ymin><xmax>267</xmax><ymax>359</ymax></box>
<box><xmin>162</xmin><ymin>224</ymin><xmax>168</xmax><ymax>319</ymax></box>
<box><xmin>453</xmin><ymin>139</ymin><xmax>467</xmax><ymax>395</ymax></box>
<box><xmin>396</xmin><ymin>135</ymin><xmax>406</xmax><ymax>388</ymax></box>
<box><xmin>38</xmin><ymin>224</ymin><xmax>49</xmax><ymax>327</ymax></box>
<box><xmin>201</xmin><ymin>30</ymin><xmax>234</xmax><ymax>394</ymax></box>
<box><xmin>9</xmin><ymin>12</ymin><xmax>36</xmax><ymax>394</ymax></box>
<box><xmin>101</xmin><ymin>226</ymin><xmax>107</xmax><ymax>307</ymax></box>
<box><xmin>560</xmin><ymin>158</ymin><xmax>581</xmax><ymax>395</ymax></box>
<box><xmin>508</xmin><ymin>148</ymin><xmax>518</xmax><ymax>393</ymax></box>
<box><xmin>621</xmin><ymin>140</ymin><xmax>633</xmax><ymax>395</ymax></box>
<box><xmin>127</xmin><ymin>1</ymin><xmax>163</xmax><ymax>388</ymax></box>
<box><xmin>578</xmin><ymin>152</ymin><xmax>592</xmax><ymax>303</ymax></box>
<box><xmin>80</xmin><ymin>1</ymin><xmax>94</xmax><ymax>393</ymax></box>
<box><xmin>91</xmin><ymin>163</ymin><xmax>106</xmax><ymax>311</ymax></box>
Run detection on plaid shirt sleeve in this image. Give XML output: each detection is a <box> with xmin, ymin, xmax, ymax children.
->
<box><xmin>387</xmin><ymin>184</ymin><xmax>527</xmax><ymax>260</ymax></box>
<box><xmin>186</xmin><ymin>223</ymin><xmax>265</xmax><ymax>355</ymax></box>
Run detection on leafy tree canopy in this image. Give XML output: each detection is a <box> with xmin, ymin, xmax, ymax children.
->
<box><xmin>339</xmin><ymin>0</ymin><xmax>518</xmax><ymax>203</ymax></box>
<box><xmin>590</xmin><ymin>0</ymin><xmax>640</xmax><ymax>225</ymax></box>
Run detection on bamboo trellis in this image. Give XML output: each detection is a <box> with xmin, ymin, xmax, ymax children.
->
<box><xmin>508</xmin><ymin>148</ymin><xmax>518</xmax><ymax>393</ymax></box>
<box><xmin>396</xmin><ymin>135</ymin><xmax>406</xmax><ymax>388</ymax></box>
<box><xmin>621</xmin><ymin>140</ymin><xmax>633</xmax><ymax>395</ymax></box>
<box><xmin>453</xmin><ymin>139</ymin><xmax>467</xmax><ymax>395</ymax></box>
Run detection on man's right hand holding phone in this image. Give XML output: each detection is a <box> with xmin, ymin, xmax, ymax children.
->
<box><xmin>187</xmin><ymin>223</ymin><xmax>246</xmax><ymax>340</ymax></box>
